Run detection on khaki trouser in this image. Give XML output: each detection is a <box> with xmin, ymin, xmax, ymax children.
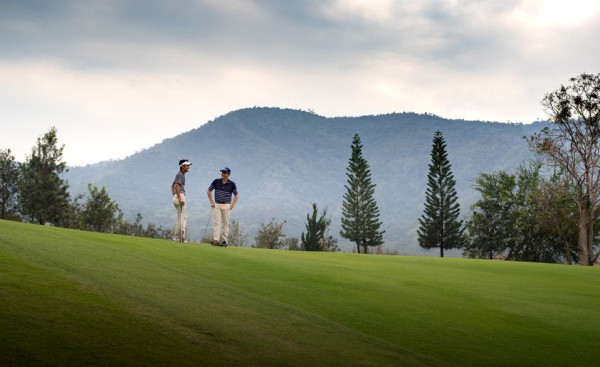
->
<box><xmin>173</xmin><ymin>193</ymin><xmax>187</xmax><ymax>241</ymax></box>
<box><xmin>212</xmin><ymin>203</ymin><xmax>231</xmax><ymax>243</ymax></box>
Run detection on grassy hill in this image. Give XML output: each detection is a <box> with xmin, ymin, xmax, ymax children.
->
<box><xmin>1</xmin><ymin>220</ymin><xmax>599</xmax><ymax>366</ymax></box>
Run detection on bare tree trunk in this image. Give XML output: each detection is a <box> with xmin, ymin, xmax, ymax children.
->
<box><xmin>579</xmin><ymin>210</ymin><xmax>590</xmax><ymax>266</ymax></box>
<box><xmin>565</xmin><ymin>241</ymin><xmax>573</xmax><ymax>265</ymax></box>
<box><xmin>587</xmin><ymin>207</ymin><xmax>596</xmax><ymax>265</ymax></box>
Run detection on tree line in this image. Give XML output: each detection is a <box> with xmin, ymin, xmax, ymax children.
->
<box><xmin>417</xmin><ymin>73</ymin><xmax>600</xmax><ymax>265</ymax></box>
<box><xmin>2</xmin><ymin>73</ymin><xmax>599</xmax><ymax>264</ymax></box>
<box><xmin>0</xmin><ymin>127</ymin><xmax>171</xmax><ymax>238</ymax></box>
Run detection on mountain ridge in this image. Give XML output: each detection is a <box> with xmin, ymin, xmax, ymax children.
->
<box><xmin>64</xmin><ymin>107</ymin><xmax>545</xmax><ymax>253</ymax></box>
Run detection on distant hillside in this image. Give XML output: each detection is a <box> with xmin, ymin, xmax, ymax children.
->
<box><xmin>64</xmin><ymin>107</ymin><xmax>545</xmax><ymax>253</ymax></box>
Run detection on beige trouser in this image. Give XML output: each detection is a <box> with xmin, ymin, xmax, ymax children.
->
<box><xmin>212</xmin><ymin>203</ymin><xmax>231</xmax><ymax>243</ymax></box>
<box><xmin>173</xmin><ymin>194</ymin><xmax>187</xmax><ymax>241</ymax></box>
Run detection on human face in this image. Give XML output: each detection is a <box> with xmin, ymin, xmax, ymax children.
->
<box><xmin>221</xmin><ymin>171</ymin><xmax>230</xmax><ymax>181</ymax></box>
<box><xmin>181</xmin><ymin>164</ymin><xmax>190</xmax><ymax>173</ymax></box>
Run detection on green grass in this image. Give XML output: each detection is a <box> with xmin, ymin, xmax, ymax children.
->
<box><xmin>1</xmin><ymin>220</ymin><xmax>599</xmax><ymax>366</ymax></box>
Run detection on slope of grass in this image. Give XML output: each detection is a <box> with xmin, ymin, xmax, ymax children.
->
<box><xmin>1</xmin><ymin>220</ymin><xmax>599</xmax><ymax>366</ymax></box>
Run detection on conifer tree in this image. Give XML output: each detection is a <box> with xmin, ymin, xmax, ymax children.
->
<box><xmin>18</xmin><ymin>127</ymin><xmax>70</xmax><ymax>225</ymax></box>
<box><xmin>301</xmin><ymin>203</ymin><xmax>329</xmax><ymax>251</ymax></box>
<box><xmin>340</xmin><ymin>134</ymin><xmax>384</xmax><ymax>253</ymax></box>
<box><xmin>0</xmin><ymin>149</ymin><xmax>20</xmax><ymax>219</ymax></box>
<box><xmin>83</xmin><ymin>184</ymin><xmax>120</xmax><ymax>232</ymax></box>
<box><xmin>417</xmin><ymin>130</ymin><xmax>465</xmax><ymax>257</ymax></box>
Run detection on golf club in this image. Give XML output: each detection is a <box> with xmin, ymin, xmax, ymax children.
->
<box><xmin>180</xmin><ymin>207</ymin><xmax>184</xmax><ymax>243</ymax></box>
<box><xmin>202</xmin><ymin>207</ymin><xmax>213</xmax><ymax>243</ymax></box>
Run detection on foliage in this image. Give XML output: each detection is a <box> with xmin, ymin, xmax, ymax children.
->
<box><xmin>83</xmin><ymin>184</ymin><xmax>120</xmax><ymax>232</ymax></box>
<box><xmin>534</xmin><ymin>172</ymin><xmax>579</xmax><ymax>264</ymax></box>
<box><xmin>255</xmin><ymin>218</ymin><xmax>287</xmax><ymax>249</ymax></box>
<box><xmin>66</xmin><ymin>190</ymin><xmax>171</xmax><ymax>239</ymax></box>
<box><xmin>2</xmin><ymin>220</ymin><xmax>600</xmax><ymax>366</ymax></box>
<box><xmin>141</xmin><ymin>222</ymin><xmax>171</xmax><ymax>239</ymax></box>
<box><xmin>18</xmin><ymin>127</ymin><xmax>71</xmax><ymax>225</ymax></box>
<box><xmin>465</xmin><ymin>165</ymin><xmax>572</xmax><ymax>263</ymax></box>
<box><xmin>340</xmin><ymin>134</ymin><xmax>384</xmax><ymax>253</ymax></box>
<box><xmin>284</xmin><ymin>237</ymin><xmax>300</xmax><ymax>251</ymax></box>
<box><xmin>464</xmin><ymin>171</ymin><xmax>516</xmax><ymax>259</ymax></box>
<box><xmin>0</xmin><ymin>149</ymin><xmax>20</xmax><ymax>220</ymax></box>
<box><xmin>321</xmin><ymin>224</ymin><xmax>340</xmax><ymax>252</ymax></box>
<box><xmin>301</xmin><ymin>203</ymin><xmax>329</xmax><ymax>251</ymax></box>
<box><xmin>417</xmin><ymin>130</ymin><xmax>465</xmax><ymax>257</ymax></box>
<box><xmin>527</xmin><ymin>73</ymin><xmax>600</xmax><ymax>265</ymax></box>
<box><xmin>112</xmin><ymin>211</ymin><xmax>171</xmax><ymax>239</ymax></box>
<box><xmin>228</xmin><ymin>220</ymin><xmax>250</xmax><ymax>247</ymax></box>
<box><xmin>61</xmin><ymin>194</ymin><xmax>85</xmax><ymax>230</ymax></box>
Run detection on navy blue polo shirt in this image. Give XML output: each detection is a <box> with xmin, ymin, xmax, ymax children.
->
<box><xmin>209</xmin><ymin>179</ymin><xmax>238</xmax><ymax>204</ymax></box>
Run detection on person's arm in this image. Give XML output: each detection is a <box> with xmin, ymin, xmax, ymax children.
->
<box><xmin>230</xmin><ymin>193</ymin><xmax>238</xmax><ymax>210</ymax></box>
<box><xmin>176</xmin><ymin>183</ymin><xmax>184</xmax><ymax>205</ymax></box>
<box><xmin>207</xmin><ymin>189</ymin><xmax>215</xmax><ymax>207</ymax></box>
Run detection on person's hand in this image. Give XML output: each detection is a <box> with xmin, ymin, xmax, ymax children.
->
<box><xmin>210</xmin><ymin>202</ymin><xmax>215</xmax><ymax>208</ymax></box>
<box><xmin>230</xmin><ymin>203</ymin><xmax>235</xmax><ymax>210</ymax></box>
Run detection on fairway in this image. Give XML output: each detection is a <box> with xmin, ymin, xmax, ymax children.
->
<box><xmin>1</xmin><ymin>220</ymin><xmax>599</xmax><ymax>366</ymax></box>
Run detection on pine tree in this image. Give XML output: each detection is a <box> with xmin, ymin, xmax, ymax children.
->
<box><xmin>301</xmin><ymin>203</ymin><xmax>328</xmax><ymax>251</ymax></box>
<box><xmin>417</xmin><ymin>130</ymin><xmax>465</xmax><ymax>257</ymax></box>
<box><xmin>340</xmin><ymin>134</ymin><xmax>384</xmax><ymax>253</ymax></box>
<box><xmin>18</xmin><ymin>127</ymin><xmax>71</xmax><ymax>225</ymax></box>
<box><xmin>0</xmin><ymin>149</ymin><xmax>20</xmax><ymax>219</ymax></box>
<box><xmin>83</xmin><ymin>184</ymin><xmax>120</xmax><ymax>232</ymax></box>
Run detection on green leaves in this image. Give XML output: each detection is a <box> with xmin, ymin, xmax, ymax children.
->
<box><xmin>83</xmin><ymin>184</ymin><xmax>120</xmax><ymax>232</ymax></box>
<box><xmin>340</xmin><ymin>134</ymin><xmax>384</xmax><ymax>253</ymax></box>
<box><xmin>417</xmin><ymin>131</ymin><xmax>465</xmax><ymax>256</ymax></box>
<box><xmin>301</xmin><ymin>203</ymin><xmax>329</xmax><ymax>251</ymax></box>
<box><xmin>18</xmin><ymin>127</ymin><xmax>70</xmax><ymax>225</ymax></box>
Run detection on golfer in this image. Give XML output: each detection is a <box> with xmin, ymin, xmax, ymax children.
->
<box><xmin>207</xmin><ymin>167</ymin><xmax>238</xmax><ymax>247</ymax></box>
<box><xmin>172</xmin><ymin>159</ymin><xmax>191</xmax><ymax>242</ymax></box>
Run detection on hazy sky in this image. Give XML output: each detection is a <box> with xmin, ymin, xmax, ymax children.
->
<box><xmin>1</xmin><ymin>0</ymin><xmax>599</xmax><ymax>166</ymax></box>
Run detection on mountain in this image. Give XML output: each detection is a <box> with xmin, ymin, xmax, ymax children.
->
<box><xmin>64</xmin><ymin>107</ymin><xmax>545</xmax><ymax>254</ymax></box>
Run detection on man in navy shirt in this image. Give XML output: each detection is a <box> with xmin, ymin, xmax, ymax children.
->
<box><xmin>207</xmin><ymin>167</ymin><xmax>238</xmax><ymax>247</ymax></box>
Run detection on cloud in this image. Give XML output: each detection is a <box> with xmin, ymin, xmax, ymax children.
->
<box><xmin>1</xmin><ymin>0</ymin><xmax>599</xmax><ymax>165</ymax></box>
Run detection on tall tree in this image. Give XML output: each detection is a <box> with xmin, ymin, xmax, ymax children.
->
<box><xmin>535</xmin><ymin>172</ymin><xmax>579</xmax><ymax>264</ymax></box>
<box><xmin>18</xmin><ymin>127</ymin><xmax>70</xmax><ymax>225</ymax></box>
<box><xmin>417</xmin><ymin>131</ymin><xmax>465</xmax><ymax>257</ymax></box>
<box><xmin>527</xmin><ymin>73</ymin><xmax>600</xmax><ymax>265</ymax></box>
<box><xmin>82</xmin><ymin>184</ymin><xmax>120</xmax><ymax>232</ymax></box>
<box><xmin>301</xmin><ymin>203</ymin><xmax>329</xmax><ymax>251</ymax></box>
<box><xmin>340</xmin><ymin>134</ymin><xmax>384</xmax><ymax>253</ymax></box>
<box><xmin>463</xmin><ymin>171</ymin><xmax>515</xmax><ymax>260</ymax></box>
<box><xmin>0</xmin><ymin>149</ymin><xmax>20</xmax><ymax>220</ymax></box>
<box><xmin>508</xmin><ymin>165</ymin><xmax>566</xmax><ymax>263</ymax></box>
<box><xmin>465</xmin><ymin>165</ymin><xmax>573</xmax><ymax>263</ymax></box>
